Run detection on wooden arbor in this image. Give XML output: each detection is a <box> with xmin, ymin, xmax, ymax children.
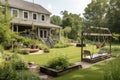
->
<box><xmin>81</xmin><ymin>27</ymin><xmax>112</xmax><ymax>63</ymax></box>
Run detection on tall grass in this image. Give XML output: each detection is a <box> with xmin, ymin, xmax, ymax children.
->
<box><xmin>104</xmin><ymin>58</ymin><xmax>120</xmax><ymax>80</ymax></box>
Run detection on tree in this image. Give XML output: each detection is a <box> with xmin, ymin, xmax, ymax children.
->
<box><xmin>83</xmin><ymin>0</ymin><xmax>108</xmax><ymax>28</ymax></box>
<box><xmin>50</xmin><ymin>15</ymin><xmax>62</xmax><ymax>26</ymax></box>
<box><xmin>105</xmin><ymin>0</ymin><xmax>120</xmax><ymax>42</ymax></box>
<box><xmin>63</xmin><ymin>27</ymin><xmax>71</xmax><ymax>38</ymax></box>
<box><xmin>61</xmin><ymin>11</ymin><xmax>82</xmax><ymax>40</ymax></box>
<box><xmin>106</xmin><ymin>0</ymin><xmax>120</xmax><ymax>34</ymax></box>
<box><xmin>0</xmin><ymin>1</ymin><xmax>16</xmax><ymax>46</ymax></box>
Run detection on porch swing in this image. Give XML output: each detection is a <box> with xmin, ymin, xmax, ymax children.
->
<box><xmin>96</xmin><ymin>34</ymin><xmax>106</xmax><ymax>49</ymax></box>
<box><xmin>81</xmin><ymin>26</ymin><xmax>112</xmax><ymax>63</ymax></box>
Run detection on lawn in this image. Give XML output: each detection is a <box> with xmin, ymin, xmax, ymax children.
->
<box><xmin>19</xmin><ymin>44</ymin><xmax>120</xmax><ymax>80</ymax></box>
<box><xmin>20</xmin><ymin>44</ymin><xmax>120</xmax><ymax>65</ymax></box>
<box><xmin>52</xmin><ymin>44</ymin><xmax>120</xmax><ymax>80</ymax></box>
<box><xmin>20</xmin><ymin>46</ymin><xmax>81</xmax><ymax>65</ymax></box>
<box><xmin>52</xmin><ymin>61</ymin><xmax>107</xmax><ymax>80</ymax></box>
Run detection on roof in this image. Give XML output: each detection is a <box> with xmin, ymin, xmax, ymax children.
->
<box><xmin>1</xmin><ymin>0</ymin><xmax>51</xmax><ymax>15</ymax></box>
<box><xmin>11</xmin><ymin>19</ymin><xmax>61</xmax><ymax>29</ymax></box>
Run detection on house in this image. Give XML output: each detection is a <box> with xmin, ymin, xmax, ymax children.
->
<box><xmin>0</xmin><ymin>0</ymin><xmax>61</xmax><ymax>44</ymax></box>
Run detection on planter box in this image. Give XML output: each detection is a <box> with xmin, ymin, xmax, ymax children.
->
<box><xmin>40</xmin><ymin>64</ymin><xmax>82</xmax><ymax>77</ymax></box>
<box><xmin>82</xmin><ymin>54</ymin><xmax>111</xmax><ymax>63</ymax></box>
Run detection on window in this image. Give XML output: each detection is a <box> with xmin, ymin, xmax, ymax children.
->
<box><xmin>39</xmin><ymin>29</ymin><xmax>48</xmax><ymax>38</ymax></box>
<box><xmin>23</xmin><ymin>11</ymin><xmax>29</xmax><ymax>19</ymax></box>
<box><xmin>11</xmin><ymin>9</ymin><xmax>19</xmax><ymax>18</ymax></box>
<box><xmin>41</xmin><ymin>14</ymin><xmax>45</xmax><ymax>21</ymax></box>
<box><xmin>32</xmin><ymin>13</ymin><xmax>38</xmax><ymax>20</ymax></box>
<box><xmin>40</xmin><ymin>30</ymin><xmax>43</xmax><ymax>38</ymax></box>
<box><xmin>44</xmin><ymin>30</ymin><xmax>47</xmax><ymax>38</ymax></box>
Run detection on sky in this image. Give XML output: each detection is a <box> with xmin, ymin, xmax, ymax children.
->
<box><xmin>24</xmin><ymin>0</ymin><xmax>91</xmax><ymax>17</ymax></box>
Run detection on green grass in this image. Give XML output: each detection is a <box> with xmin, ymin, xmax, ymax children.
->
<box><xmin>19</xmin><ymin>44</ymin><xmax>120</xmax><ymax>80</ymax></box>
<box><xmin>20</xmin><ymin>44</ymin><xmax>120</xmax><ymax>65</ymax></box>
<box><xmin>20</xmin><ymin>46</ymin><xmax>81</xmax><ymax>65</ymax></box>
<box><xmin>1</xmin><ymin>44</ymin><xmax>120</xmax><ymax>80</ymax></box>
<box><xmin>53</xmin><ymin>62</ymin><xmax>106</xmax><ymax>80</ymax></box>
<box><xmin>52</xmin><ymin>44</ymin><xmax>120</xmax><ymax>80</ymax></box>
<box><xmin>52</xmin><ymin>58</ymin><xmax>120</xmax><ymax>80</ymax></box>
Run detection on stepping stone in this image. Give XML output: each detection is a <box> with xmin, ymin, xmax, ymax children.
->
<box><xmin>40</xmin><ymin>75</ymin><xmax>49</xmax><ymax>80</ymax></box>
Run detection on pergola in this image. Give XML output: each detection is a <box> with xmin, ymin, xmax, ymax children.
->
<box><xmin>80</xmin><ymin>26</ymin><xmax>112</xmax><ymax>62</ymax></box>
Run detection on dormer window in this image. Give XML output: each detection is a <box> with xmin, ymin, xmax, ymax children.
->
<box><xmin>41</xmin><ymin>14</ymin><xmax>45</xmax><ymax>21</ymax></box>
<box><xmin>23</xmin><ymin>11</ymin><xmax>29</xmax><ymax>19</ymax></box>
<box><xmin>11</xmin><ymin>9</ymin><xmax>19</xmax><ymax>18</ymax></box>
<box><xmin>32</xmin><ymin>13</ymin><xmax>38</xmax><ymax>20</ymax></box>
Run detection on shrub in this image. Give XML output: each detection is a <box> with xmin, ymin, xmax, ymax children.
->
<box><xmin>0</xmin><ymin>62</ymin><xmax>40</xmax><ymax>80</ymax></box>
<box><xmin>12</xmin><ymin>60</ymin><xmax>28</xmax><ymax>70</ymax></box>
<box><xmin>16</xmin><ymin>71</ymin><xmax>40</xmax><ymax>80</ymax></box>
<box><xmin>0</xmin><ymin>45</ymin><xmax>4</xmax><ymax>54</ymax></box>
<box><xmin>38</xmin><ymin>44</ymin><xmax>50</xmax><ymax>53</ymax></box>
<box><xmin>104</xmin><ymin>58</ymin><xmax>120</xmax><ymax>80</ymax></box>
<box><xmin>10</xmin><ymin>54</ymin><xmax>28</xmax><ymax>70</ymax></box>
<box><xmin>18</xmin><ymin>50</ymin><xmax>29</xmax><ymax>55</ymax></box>
<box><xmin>54</xmin><ymin>42</ymin><xmax>71</xmax><ymax>48</ymax></box>
<box><xmin>46</xmin><ymin>55</ymin><xmax>70</xmax><ymax>70</ymax></box>
<box><xmin>44</xmin><ymin>47</ymin><xmax>50</xmax><ymax>53</ymax></box>
<box><xmin>0</xmin><ymin>61</ymin><xmax>17</xmax><ymax>80</ymax></box>
<box><xmin>22</xmin><ymin>38</ymin><xmax>33</xmax><ymax>47</ymax></box>
<box><xmin>0</xmin><ymin>53</ymin><xmax>40</xmax><ymax>80</ymax></box>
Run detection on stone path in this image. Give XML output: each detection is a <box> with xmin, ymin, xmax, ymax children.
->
<box><xmin>29</xmin><ymin>50</ymin><xmax>44</xmax><ymax>55</ymax></box>
<box><xmin>75</xmin><ymin>58</ymin><xmax>113</xmax><ymax>69</ymax></box>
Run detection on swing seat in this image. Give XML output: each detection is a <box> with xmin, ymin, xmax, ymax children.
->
<box><xmin>96</xmin><ymin>44</ymin><xmax>101</xmax><ymax>49</ymax></box>
<box><xmin>96</xmin><ymin>41</ymin><xmax>106</xmax><ymax>49</ymax></box>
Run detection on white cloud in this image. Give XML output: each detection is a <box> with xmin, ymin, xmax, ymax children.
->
<box><xmin>67</xmin><ymin>0</ymin><xmax>91</xmax><ymax>17</ymax></box>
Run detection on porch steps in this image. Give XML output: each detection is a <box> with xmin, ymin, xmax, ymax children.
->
<box><xmin>42</xmin><ymin>38</ymin><xmax>54</xmax><ymax>48</ymax></box>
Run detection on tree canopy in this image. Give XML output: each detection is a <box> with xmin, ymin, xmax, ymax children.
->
<box><xmin>106</xmin><ymin>0</ymin><xmax>120</xmax><ymax>34</ymax></box>
<box><xmin>50</xmin><ymin>15</ymin><xmax>62</xmax><ymax>26</ymax></box>
<box><xmin>83</xmin><ymin>0</ymin><xmax>108</xmax><ymax>27</ymax></box>
<box><xmin>61</xmin><ymin>11</ymin><xmax>82</xmax><ymax>40</ymax></box>
<box><xmin>0</xmin><ymin>1</ymin><xmax>16</xmax><ymax>45</ymax></box>
<box><xmin>83</xmin><ymin>0</ymin><xmax>120</xmax><ymax>42</ymax></box>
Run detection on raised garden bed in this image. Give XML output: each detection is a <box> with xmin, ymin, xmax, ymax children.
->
<box><xmin>40</xmin><ymin>64</ymin><xmax>82</xmax><ymax>77</ymax></box>
<box><xmin>82</xmin><ymin>54</ymin><xmax>111</xmax><ymax>63</ymax></box>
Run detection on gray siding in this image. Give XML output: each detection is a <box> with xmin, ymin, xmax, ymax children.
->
<box><xmin>10</xmin><ymin>7</ymin><xmax>50</xmax><ymax>24</ymax></box>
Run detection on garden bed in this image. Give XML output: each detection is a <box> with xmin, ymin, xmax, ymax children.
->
<box><xmin>40</xmin><ymin>64</ymin><xmax>82</xmax><ymax>77</ymax></box>
<box><xmin>82</xmin><ymin>53</ymin><xmax>111</xmax><ymax>63</ymax></box>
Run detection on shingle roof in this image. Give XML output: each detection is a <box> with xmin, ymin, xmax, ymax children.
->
<box><xmin>1</xmin><ymin>0</ymin><xmax>51</xmax><ymax>15</ymax></box>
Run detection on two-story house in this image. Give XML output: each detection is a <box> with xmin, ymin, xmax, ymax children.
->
<box><xmin>1</xmin><ymin>0</ymin><xmax>61</xmax><ymax>42</ymax></box>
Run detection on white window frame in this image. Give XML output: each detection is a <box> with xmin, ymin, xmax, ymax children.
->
<box><xmin>32</xmin><ymin>12</ymin><xmax>38</xmax><ymax>21</ymax></box>
<box><xmin>11</xmin><ymin>8</ymin><xmax>19</xmax><ymax>18</ymax></box>
<box><xmin>38</xmin><ymin>29</ymin><xmax>48</xmax><ymax>39</ymax></box>
<box><xmin>41</xmin><ymin>14</ymin><xmax>46</xmax><ymax>21</ymax></box>
<box><xmin>23</xmin><ymin>11</ymin><xmax>29</xmax><ymax>20</ymax></box>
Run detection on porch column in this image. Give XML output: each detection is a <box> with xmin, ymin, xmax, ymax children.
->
<box><xmin>59</xmin><ymin>28</ymin><xmax>61</xmax><ymax>40</ymax></box>
<box><xmin>16</xmin><ymin>25</ymin><xmax>18</xmax><ymax>33</ymax></box>
<box><xmin>38</xmin><ymin>28</ymin><xmax>40</xmax><ymax>39</ymax></box>
<box><xmin>49</xmin><ymin>29</ymin><xmax>51</xmax><ymax>37</ymax></box>
<box><xmin>11</xmin><ymin>23</ymin><xmax>14</xmax><ymax>32</ymax></box>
